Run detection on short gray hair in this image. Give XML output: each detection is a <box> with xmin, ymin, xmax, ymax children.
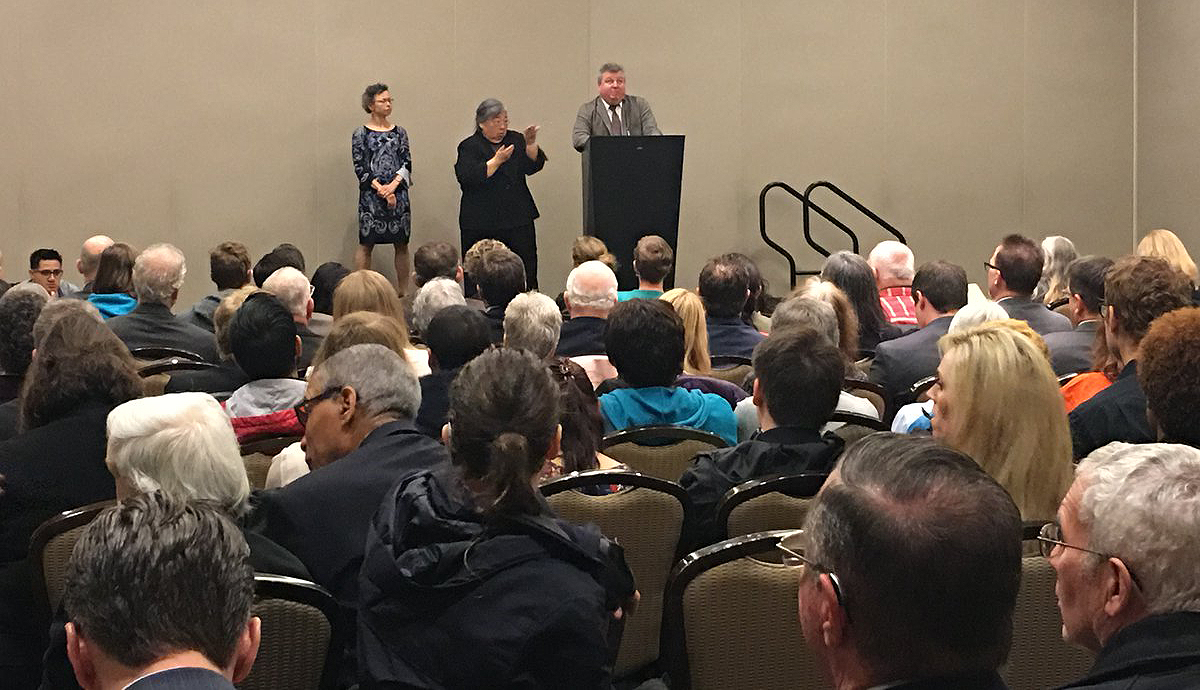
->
<box><xmin>948</xmin><ymin>301</ymin><xmax>1008</xmax><ymax>333</ymax></box>
<box><xmin>503</xmin><ymin>291</ymin><xmax>562</xmax><ymax>360</ymax></box>
<box><xmin>106</xmin><ymin>393</ymin><xmax>251</xmax><ymax>516</ymax></box>
<box><xmin>868</xmin><ymin>240</ymin><xmax>915</xmax><ymax>283</ymax></box>
<box><xmin>33</xmin><ymin>299</ymin><xmax>102</xmax><ymax>347</ymax></box>
<box><xmin>262</xmin><ymin>266</ymin><xmax>311</xmax><ymax>318</ymax></box>
<box><xmin>133</xmin><ymin>244</ymin><xmax>187</xmax><ymax>305</ymax></box>
<box><xmin>412</xmin><ymin>277</ymin><xmax>466</xmax><ymax>334</ymax></box>
<box><xmin>771</xmin><ymin>296</ymin><xmax>839</xmax><ymax>346</ymax></box>
<box><xmin>565</xmin><ymin>260</ymin><xmax>618</xmax><ymax>311</ymax></box>
<box><xmin>475</xmin><ymin>98</ymin><xmax>505</xmax><ymax>125</ymax></box>
<box><xmin>313</xmin><ymin>343</ymin><xmax>420</xmax><ymax>420</ymax></box>
<box><xmin>1076</xmin><ymin>442</ymin><xmax>1200</xmax><ymax>614</ymax></box>
<box><xmin>598</xmin><ymin>63</ymin><xmax>624</xmax><ymax>81</ymax></box>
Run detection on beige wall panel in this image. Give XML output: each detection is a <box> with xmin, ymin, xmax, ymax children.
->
<box><xmin>0</xmin><ymin>3</ymin><xmax>20</xmax><ymax>284</ymax></box>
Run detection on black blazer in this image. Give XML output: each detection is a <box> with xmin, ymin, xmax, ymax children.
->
<box><xmin>454</xmin><ymin>129</ymin><xmax>546</xmax><ymax>231</ymax></box>
<box><xmin>870</xmin><ymin>315</ymin><xmax>953</xmax><ymax>420</ymax></box>
<box><xmin>107</xmin><ymin>302</ymin><xmax>221</xmax><ymax>363</ymax></box>
<box><xmin>557</xmin><ymin>316</ymin><xmax>608</xmax><ymax>357</ymax></box>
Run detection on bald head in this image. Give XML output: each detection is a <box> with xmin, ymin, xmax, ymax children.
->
<box><xmin>565</xmin><ymin>260</ymin><xmax>618</xmax><ymax>318</ymax></box>
<box><xmin>133</xmin><ymin>244</ymin><xmax>186</xmax><ymax>307</ymax></box>
<box><xmin>868</xmin><ymin>240</ymin><xmax>915</xmax><ymax>289</ymax></box>
<box><xmin>78</xmin><ymin>235</ymin><xmax>115</xmax><ymax>282</ymax></box>
<box><xmin>263</xmin><ymin>266</ymin><xmax>313</xmax><ymax>324</ymax></box>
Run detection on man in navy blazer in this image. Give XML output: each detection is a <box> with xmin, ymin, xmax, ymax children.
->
<box><xmin>700</xmin><ymin>254</ymin><xmax>765</xmax><ymax>358</ymax></box>
<box><xmin>572</xmin><ymin>63</ymin><xmax>661</xmax><ymax>151</ymax></box>
<box><xmin>985</xmin><ymin>234</ymin><xmax>1072</xmax><ymax>336</ymax></box>
<box><xmin>1044</xmin><ymin>256</ymin><xmax>1113</xmax><ymax>376</ymax></box>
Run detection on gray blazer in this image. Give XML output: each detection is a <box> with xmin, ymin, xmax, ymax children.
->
<box><xmin>997</xmin><ymin>296</ymin><xmax>1073</xmax><ymax>336</ymax></box>
<box><xmin>869</xmin><ymin>314</ymin><xmax>954</xmax><ymax>421</ymax></box>
<box><xmin>572</xmin><ymin>95</ymin><xmax>661</xmax><ymax>151</ymax></box>
<box><xmin>1044</xmin><ymin>319</ymin><xmax>1100</xmax><ymax>376</ymax></box>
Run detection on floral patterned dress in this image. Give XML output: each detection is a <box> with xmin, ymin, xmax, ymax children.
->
<box><xmin>352</xmin><ymin>125</ymin><xmax>411</xmax><ymax>245</ymax></box>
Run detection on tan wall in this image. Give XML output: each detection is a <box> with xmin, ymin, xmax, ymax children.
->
<box><xmin>1</xmin><ymin>1</ymin><xmax>1137</xmax><ymax>309</ymax></box>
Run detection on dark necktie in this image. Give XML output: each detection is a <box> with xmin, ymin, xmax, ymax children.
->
<box><xmin>608</xmin><ymin>104</ymin><xmax>624</xmax><ymax>136</ymax></box>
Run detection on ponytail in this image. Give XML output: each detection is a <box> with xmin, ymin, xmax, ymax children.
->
<box><xmin>481</xmin><ymin>432</ymin><xmax>542</xmax><ymax>516</ymax></box>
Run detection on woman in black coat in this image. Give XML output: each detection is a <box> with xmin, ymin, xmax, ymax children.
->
<box><xmin>454</xmin><ymin>98</ymin><xmax>547</xmax><ymax>289</ymax></box>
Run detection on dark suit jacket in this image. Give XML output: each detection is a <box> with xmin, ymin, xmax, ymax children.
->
<box><xmin>483</xmin><ymin>304</ymin><xmax>505</xmax><ymax>344</ymax></box>
<box><xmin>870</xmin><ymin>315</ymin><xmax>953</xmax><ymax>420</ymax></box>
<box><xmin>179</xmin><ymin>288</ymin><xmax>236</xmax><ymax>333</ymax></box>
<box><xmin>1059</xmin><ymin>612</ymin><xmax>1200</xmax><ymax>689</ymax></box>
<box><xmin>997</xmin><ymin>296</ymin><xmax>1072</xmax><ymax>336</ymax></box>
<box><xmin>557</xmin><ymin>316</ymin><xmax>608</xmax><ymax>357</ymax></box>
<box><xmin>454</xmin><ymin>129</ymin><xmax>546</xmax><ymax>232</ymax></box>
<box><xmin>571</xmin><ymin>95</ymin><xmax>661</xmax><ymax>151</ymax></box>
<box><xmin>164</xmin><ymin>359</ymin><xmax>249</xmax><ymax>395</ymax></box>
<box><xmin>297</xmin><ymin>322</ymin><xmax>322</xmax><ymax>371</ymax></box>
<box><xmin>1044</xmin><ymin>320</ymin><xmax>1099</xmax><ymax>376</ymax></box>
<box><xmin>108</xmin><ymin>302</ymin><xmax>221</xmax><ymax>362</ymax></box>
<box><xmin>705</xmin><ymin>316</ymin><xmax>765</xmax><ymax>358</ymax></box>
<box><xmin>126</xmin><ymin>667</ymin><xmax>236</xmax><ymax>689</ymax></box>
<box><xmin>1069</xmin><ymin>360</ymin><xmax>1152</xmax><ymax>459</ymax></box>
<box><xmin>415</xmin><ymin>368</ymin><xmax>457</xmax><ymax>439</ymax></box>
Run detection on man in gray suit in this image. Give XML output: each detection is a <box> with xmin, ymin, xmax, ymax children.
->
<box><xmin>1044</xmin><ymin>256</ymin><xmax>1113</xmax><ymax>376</ymax></box>
<box><xmin>985</xmin><ymin>234</ymin><xmax>1072</xmax><ymax>336</ymax></box>
<box><xmin>572</xmin><ymin>63</ymin><xmax>661</xmax><ymax>151</ymax></box>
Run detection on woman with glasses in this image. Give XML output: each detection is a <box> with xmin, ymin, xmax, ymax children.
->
<box><xmin>353</xmin><ymin>83</ymin><xmax>412</xmax><ymax>295</ymax></box>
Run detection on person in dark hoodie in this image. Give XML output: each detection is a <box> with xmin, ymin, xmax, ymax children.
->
<box><xmin>358</xmin><ymin>347</ymin><xmax>636</xmax><ymax>689</ymax></box>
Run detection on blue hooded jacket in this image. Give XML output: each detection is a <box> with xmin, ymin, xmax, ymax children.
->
<box><xmin>598</xmin><ymin>386</ymin><xmax>738</xmax><ymax>445</ymax></box>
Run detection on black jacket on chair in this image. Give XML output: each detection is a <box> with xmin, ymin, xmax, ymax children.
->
<box><xmin>454</xmin><ymin>129</ymin><xmax>546</xmax><ymax>232</ymax></box>
<box><xmin>107</xmin><ymin>302</ymin><xmax>221</xmax><ymax>363</ymax></box>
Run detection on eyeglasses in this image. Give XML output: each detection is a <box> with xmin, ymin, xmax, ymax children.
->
<box><xmin>1036</xmin><ymin>522</ymin><xmax>1142</xmax><ymax>588</ymax></box>
<box><xmin>294</xmin><ymin>387</ymin><xmax>340</xmax><ymax>426</ymax></box>
<box><xmin>308</xmin><ymin>283</ymin><xmax>316</xmax><ymax>297</ymax></box>
<box><xmin>1098</xmin><ymin>300</ymin><xmax>1109</xmax><ymax>318</ymax></box>
<box><xmin>777</xmin><ymin>530</ymin><xmax>849</xmax><ymax>617</ymax></box>
<box><xmin>33</xmin><ymin>269</ymin><xmax>63</xmax><ymax>278</ymax></box>
<box><xmin>983</xmin><ymin>261</ymin><xmax>1002</xmax><ymax>275</ymax></box>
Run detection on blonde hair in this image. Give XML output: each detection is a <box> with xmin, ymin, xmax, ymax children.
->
<box><xmin>1137</xmin><ymin>228</ymin><xmax>1199</xmax><ymax>283</ymax></box>
<box><xmin>332</xmin><ymin>270</ymin><xmax>412</xmax><ymax>347</ymax></box>
<box><xmin>795</xmin><ymin>279</ymin><xmax>860</xmax><ymax>365</ymax></box>
<box><xmin>936</xmin><ymin>321</ymin><xmax>1071</xmax><ymax>520</ymax></box>
<box><xmin>661</xmin><ymin>288</ymin><xmax>711</xmax><ymax>375</ymax></box>
<box><xmin>213</xmin><ymin>286</ymin><xmax>262</xmax><ymax>359</ymax></box>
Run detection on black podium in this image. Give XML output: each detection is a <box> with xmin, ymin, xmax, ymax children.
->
<box><xmin>582</xmin><ymin>135</ymin><xmax>685</xmax><ymax>291</ymax></box>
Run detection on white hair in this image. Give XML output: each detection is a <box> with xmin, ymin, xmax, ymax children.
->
<box><xmin>313</xmin><ymin>343</ymin><xmax>420</xmax><ymax>419</ymax></box>
<box><xmin>412</xmin><ymin>277</ymin><xmax>466</xmax><ymax>334</ymax></box>
<box><xmin>105</xmin><ymin>393</ymin><xmax>250</xmax><ymax>516</ymax></box>
<box><xmin>503</xmin><ymin>291</ymin><xmax>562</xmax><ymax>360</ymax></box>
<box><xmin>868</xmin><ymin>240</ymin><xmax>915</xmax><ymax>283</ymax></box>
<box><xmin>565</xmin><ymin>260</ymin><xmax>618</xmax><ymax>311</ymax></box>
<box><xmin>262</xmin><ymin>266</ymin><xmax>311</xmax><ymax>318</ymax></box>
<box><xmin>133</xmin><ymin>243</ymin><xmax>187</xmax><ymax>305</ymax></box>
<box><xmin>948</xmin><ymin>301</ymin><xmax>1008</xmax><ymax>333</ymax></box>
<box><xmin>1076</xmin><ymin>442</ymin><xmax>1200</xmax><ymax>614</ymax></box>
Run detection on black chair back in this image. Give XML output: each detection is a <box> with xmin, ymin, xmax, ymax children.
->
<box><xmin>129</xmin><ymin>346</ymin><xmax>204</xmax><ymax>362</ymax></box>
<box><xmin>717</xmin><ymin>473</ymin><xmax>828</xmax><ymax>540</ymax></box>
<box><xmin>239</xmin><ymin>575</ymin><xmax>346</xmax><ymax>690</ymax></box>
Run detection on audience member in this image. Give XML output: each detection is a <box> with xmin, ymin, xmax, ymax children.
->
<box><xmin>542</xmin><ymin>358</ymin><xmax>623</xmax><ymax>481</ymax></box>
<box><xmin>725</xmin><ymin>252</ymin><xmax>777</xmax><ymax>332</ymax></box>
<box><xmin>799</xmin><ymin>279</ymin><xmax>863</xmax><ymax>370</ymax></box>
<box><xmin>931</xmin><ymin>320</ymin><xmax>1072</xmax><ymax>520</ymax></box>
<box><xmin>404</xmin><ymin>241</ymin><xmax>463</xmax><ymax>331</ymax></box>
<box><xmin>70</xmin><ymin>235</ymin><xmax>115</xmax><ymax>298</ymax></box>
<box><xmin>62</xmin><ymin>494</ymin><xmax>261</xmax><ymax>690</ymax></box>
<box><xmin>332</xmin><ymin>269</ymin><xmax>429</xmax><ymax>376</ymax></box>
<box><xmin>164</xmin><ymin>286</ymin><xmax>256</xmax><ymax>395</ymax></box>
<box><xmin>473</xmin><ymin>248</ymin><xmax>526</xmax><ymax>343</ymax></box>
<box><xmin>1034</xmin><ymin>235</ymin><xmax>1077</xmax><ymax>305</ymax></box>
<box><xmin>1045</xmin><ymin>442</ymin><xmax>1200</xmax><ymax>688</ymax></box>
<box><xmin>660</xmin><ymin>288</ymin><xmax>712</xmax><ymax>375</ymax></box>
<box><xmin>309</xmin><ymin>261</ymin><xmax>350</xmax><ymax>336</ymax></box>
<box><xmin>0</xmin><ymin>288</ymin><xmax>48</xmax><ymax>404</ymax></box>
<box><xmin>870</xmin><ymin>260</ymin><xmax>968</xmax><ymax>419</ymax></box>
<box><xmin>504</xmin><ymin>291</ymin><xmax>562</xmax><ymax>360</ymax></box>
<box><xmin>1044</xmin><ymin>256</ymin><xmax>1113</xmax><ymax>376</ymax></box>
<box><xmin>1069</xmin><ymin>256</ymin><xmax>1192</xmax><ymax>458</ymax></box>
<box><xmin>1138</xmin><ymin>307</ymin><xmax>1200</xmax><ymax>446</ymax></box>
<box><xmin>570</xmin><ymin>235</ymin><xmax>618</xmax><ymax>274</ymax></box>
<box><xmin>358</xmin><ymin>348</ymin><xmax>635</xmax><ymax>688</ymax></box>
<box><xmin>252</xmin><ymin>243</ymin><xmax>305</xmax><ymax>287</ymax></box>
<box><xmin>822</xmin><ymin>250</ymin><xmax>903</xmax><ymax>355</ymax></box>
<box><xmin>867</xmin><ymin>240</ymin><xmax>917</xmax><ymax>326</ymax></box>
<box><xmin>1061</xmin><ymin>323</ymin><xmax>1120</xmax><ymax>413</ymax></box>
<box><xmin>410</xmin><ymin>276</ymin><xmax>466</xmax><ymax>336</ymax></box>
<box><xmin>1136</xmin><ymin>227</ymin><xmax>1199</xmax><ymax>288</ymax></box>
<box><xmin>181</xmin><ymin>241</ymin><xmax>252</xmax><ymax>332</ymax></box>
<box><xmin>263</xmin><ymin>266</ymin><xmax>322</xmax><ymax>369</ymax></box>
<box><xmin>107</xmin><ymin>243</ymin><xmax>220</xmax><ymax>362</ymax></box>
<box><xmin>558</xmin><ymin>260</ymin><xmax>617</xmax><ymax>357</ymax></box>
<box><xmin>797</xmin><ymin>433</ymin><xmax>1021</xmax><ymax>690</ymax></box>
<box><xmin>600</xmin><ymin>299</ymin><xmax>736</xmax><ymax>444</ymax></box>
<box><xmin>27</xmin><ymin>248</ymin><xmax>78</xmax><ymax>298</ymax></box>
<box><xmin>985</xmin><ymin>234</ymin><xmax>1072</xmax><ymax>335</ymax></box>
<box><xmin>416</xmin><ymin>305</ymin><xmax>492</xmax><ymax>439</ymax></box>
<box><xmin>223</xmin><ymin>292</ymin><xmax>306</xmax><ymax>440</ymax></box>
<box><xmin>618</xmin><ymin>234</ymin><xmax>673</xmax><ymax>301</ymax></box>
<box><xmin>682</xmin><ymin>327</ymin><xmax>846</xmax><ymax>547</ymax></box>
<box><xmin>699</xmin><ymin>254</ymin><xmax>764</xmax><ymax>358</ymax></box>
<box><xmin>462</xmin><ymin>238</ymin><xmax>509</xmax><ymax>301</ymax></box>
<box><xmin>85</xmin><ymin>242</ymin><xmax>138</xmax><ymax>319</ymax></box>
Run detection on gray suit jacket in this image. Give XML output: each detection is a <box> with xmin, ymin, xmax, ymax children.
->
<box><xmin>1044</xmin><ymin>320</ymin><xmax>1100</xmax><ymax>376</ymax></box>
<box><xmin>572</xmin><ymin>95</ymin><xmax>661</xmax><ymax>151</ymax></box>
<box><xmin>869</xmin><ymin>315</ymin><xmax>953</xmax><ymax>421</ymax></box>
<box><xmin>107</xmin><ymin>302</ymin><xmax>221</xmax><ymax>363</ymax></box>
<box><xmin>997</xmin><ymin>296</ymin><xmax>1072</xmax><ymax>336</ymax></box>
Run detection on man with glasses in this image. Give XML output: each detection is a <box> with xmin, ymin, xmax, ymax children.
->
<box><xmin>1042</xmin><ymin>442</ymin><xmax>1200</xmax><ymax>688</ymax></box>
<box><xmin>795</xmin><ymin>433</ymin><xmax>1021</xmax><ymax>689</ymax></box>
<box><xmin>26</xmin><ymin>248</ymin><xmax>79</xmax><ymax>298</ymax></box>
<box><xmin>984</xmin><ymin>234</ymin><xmax>1071</xmax><ymax>335</ymax></box>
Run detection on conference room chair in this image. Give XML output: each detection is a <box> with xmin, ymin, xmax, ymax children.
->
<box><xmin>240</xmin><ymin>435</ymin><xmax>301</xmax><ymax>490</ymax></box>
<box><xmin>129</xmin><ymin>346</ymin><xmax>205</xmax><ymax>363</ymax></box>
<box><xmin>707</xmin><ymin>355</ymin><xmax>753</xmax><ymax>388</ymax></box>
<box><xmin>842</xmin><ymin>378</ymin><xmax>886</xmax><ymax>418</ymax></box>
<box><xmin>600</xmin><ymin>426</ymin><xmax>728</xmax><ymax>481</ymax></box>
<box><xmin>828</xmin><ymin>411</ymin><xmax>887</xmax><ymax>445</ymax></box>
<box><xmin>239</xmin><ymin>574</ymin><xmax>345</xmax><ymax>690</ymax></box>
<box><xmin>717</xmin><ymin>473</ymin><xmax>828</xmax><ymax>540</ymax></box>
<box><xmin>29</xmin><ymin>500</ymin><xmax>116</xmax><ymax>617</ymax></box>
<box><xmin>137</xmin><ymin>357</ymin><xmax>217</xmax><ymax>377</ymax></box>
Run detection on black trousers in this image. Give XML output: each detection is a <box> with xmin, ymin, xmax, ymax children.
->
<box><xmin>461</xmin><ymin>222</ymin><xmax>538</xmax><ymax>290</ymax></box>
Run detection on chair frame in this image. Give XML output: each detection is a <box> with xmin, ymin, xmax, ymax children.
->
<box><xmin>251</xmin><ymin>574</ymin><xmax>346</xmax><ymax>690</ymax></box>
<box><xmin>710</xmin><ymin>355</ymin><xmax>752</xmax><ymax>369</ymax></box>
<box><xmin>1058</xmin><ymin>372</ymin><xmax>1081</xmax><ymax>387</ymax></box>
<box><xmin>716</xmin><ymin>473</ymin><xmax>828</xmax><ymax>540</ymax></box>
<box><xmin>138</xmin><ymin>357</ymin><xmax>218</xmax><ymax>377</ymax></box>
<box><xmin>241</xmin><ymin>435</ymin><xmax>302</xmax><ymax>457</ymax></box>
<box><xmin>129</xmin><ymin>346</ymin><xmax>205</xmax><ymax>362</ymax></box>
<box><xmin>828</xmin><ymin>410</ymin><xmax>888</xmax><ymax>431</ymax></box>
<box><xmin>28</xmin><ymin>500</ymin><xmax>116</xmax><ymax>619</ymax></box>
<box><xmin>601</xmin><ymin>425</ymin><xmax>730</xmax><ymax>450</ymax></box>
<box><xmin>843</xmin><ymin>377</ymin><xmax>885</xmax><ymax>398</ymax></box>
<box><xmin>907</xmin><ymin>375</ymin><xmax>937</xmax><ymax>401</ymax></box>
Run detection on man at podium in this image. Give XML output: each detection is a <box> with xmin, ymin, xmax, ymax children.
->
<box><xmin>572</xmin><ymin>63</ymin><xmax>661</xmax><ymax>151</ymax></box>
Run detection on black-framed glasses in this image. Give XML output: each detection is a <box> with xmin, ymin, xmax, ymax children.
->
<box><xmin>983</xmin><ymin>261</ymin><xmax>1002</xmax><ymax>275</ymax></box>
<box><xmin>777</xmin><ymin>530</ymin><xmax>850</xmax><ymax>617</ymax></box>
<box><xmin>33</xmin><ymin>269</ymin><xmax>63</xmax><ymax>278</ymax></box>
<box><xmin>293</xmin><ymin>387</ymin><xmax>340</xmax><ymax>427</ymax></box>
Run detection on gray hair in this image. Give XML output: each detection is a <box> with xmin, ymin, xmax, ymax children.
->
<box><xmin>948</xmin><ymin>301</ymin><xmax>1008</xmax><ymax>333</ymax></box>
<box><xmin>133</xmin><ymin>243</ymin><xmax>187</xmax><ymax>305</ymax></box>
<box><xmin>412</xmin><ymin>277</ymin><xmax>466</xmax><ymax>334</ymax></box>
<box><xmin>597</xmin><ymin>63</ymin><xmax>624</xmax><ymax>81</ymax></box>
<box><xmin>313</xmin><ymin>343</ymin><xmax>420</xmax><ymax>420</ymax></box>
<box><xmin>262</xmin><ymin>266</ymin><xmax>311</xmax><ymax>318</ymax></box>
<box><xmin>868</xmin><ymin>240</ymin><xmax>915</xmax><ymax>284</ymax></box>
<box><xmin>475</xmin><ymin>98</ymin><xmax>505</xmax><ymax>125</ymax></box>
<box><xmin>1076</xmin><ymin>442</ymin><xmax>1200</xmax><ymax>614</ymax></box>
<box><xmin>503</xmin><ymin>291</ymin><xmax>562</xmax><ymax>360</ymax></box>
<box><xmin>105</xmin><ymin>393</ymin><xmax>251</xmax><ymax>516</ymax></box>
<box><xmin>5</xmin><ymin>281</ymin><xmax>50</xmax><ymax>300</ymax></box>
<box><xmin>33</xmin><ymin>298</ymin><xmax>102</xmax><ymax>347</ymax></box>
<box><xmin>564</xmin><ymin>260</ymin><xmax>618</xmax><ymax>311</ymax></box>
<box><xmin>771</xmin><ymin>296</ymin><xmax>839</xmax><ymax>346</ymax></box>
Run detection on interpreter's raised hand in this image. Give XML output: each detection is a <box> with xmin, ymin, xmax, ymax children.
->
<box><xmin>523</xmin><ymin>124</ymin><xmax>539</xmax><ymax>146</ymax></box>
<box><xmin>493</xmin><ymin>144</ymin><xmax>515</xmax><ymax>164</ymax></box>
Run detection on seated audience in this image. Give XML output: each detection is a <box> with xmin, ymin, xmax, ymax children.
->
<box><xmin>416</xmin><ymin>305</ymin><xmax>492</xmax><ymax>439</ymax></box>
<box><xmin>224</xmin><ymin>292</ymin><xmax>306</xmax><ymax>442</ymax></box>
<box><xmin>180</xmin><ymin>241</ymin><xmax>252</xmax><ymax>332</ymax></box>
<box><xmin>822</xmin><ymin>250</ymin><xmax>903</xmax><ymax>355</ymax></box>
<box><xmin>473</xmin><ymin>248</ymin><xmax>526</xmax><ymax>343</ymax></box>
<box><xmin>798</xmin><ymin>433</ymin><xmax>1021</xmax><ymax>690</ymax></box>
<box><xmin>411</xmin><ymin>276</ymin><xmax>465</xmax><ymax>338</ymax></box>
<box><xmin>0</xmin><ymin>287</ymin><xmax>48</xmax><ymax>404</ymax></box>
<box><xmin>252</xmin><ymin>243</ymin><xmax>305</xmax><ymax>287</ymax></box>
<box><xmin>870</xmin><ymin>260</ymin><xmax>967</xmax><ymax>419</ymax></box>
<box><xmin>263</xmin><ymin>266</ymin><xmax>322</xmax><ymax>369</ymax></box>
<box><xmin>69</xmin><ymin>235</ymin><xmax>114</xmax><ymax>298</ymax></box>
<box><xmin>462</xmin><ymin>238</ymin><xmax>509</xmax><ymax>302</ymax></box>
<box><xmin>107</xmin><ymin>243</ymin><xmax>220</xmax><ymax>362</ymax></box>
<box><xmin>1136</xmin><ymin>227</ymin><xmax>1199</xmax><ymax>294</ymax></box>
<box><xmin>557</xmin><ymin>261</ymin><xmax>618</xmax><ymax>357</ymax></box>
<box><xmin>618</xmin><ymin>234</ymin><xmax>673</xmax><ymax>301</ymax></box>
<box><xmin>504</xmin><ymin>291</ymin><xmax>562</xmax><ymax>360</ymax></box>
<box><xmin>1138</xmin><ymin>307</ymin><xmax>1200</xmax><ymax>446</ymax></box>
<box><xmin>1034</xmin><ymin>235</ymin><xmax>1077</xmax><ymax>305</ymax></box>
<box><xmin>405</xmin><ymin>241</ymin><xmax>459</xmax><ymax>322</ymax></box>
<box><xmin>541</xmin><ymin>358</ymin><xmax>624</xmax><ymax>481</ymax></box>
<box><xmin>358</xmin><ymin>348</ymin><xmax>635</xmax><ymax>688</ymax></box>
<box><xmin>660</xmin><ymin>288</ymin><xmax>711</xmax><ymax>375</ymax></box>
<box><xmin>727</xmin><ymin>253</ymin><xmax>778</xmax><ymax>333</ymax></box>
<box><xmin>0</xmin><ymin>307</ymin><xmax>141</xmax><ymax>684</ymax></box>
<box><xmin>699</xmin><ymin>254</ymin><xmax>765</xmax><ymax>358</ymax></box>
<box><xmin>62</xmin><ymin>494</ymin><xmax>261</xmax><ymax>690</ymax></box>
<box><xmin>682</xmin><ymin>327</ymin><xmax>846</xmax><ymax>547</ymax></box>
<box><xmin>1062</xmin><ymin>327</ymin><xmax>1119</xmax><ymax>413</ymax></box>
<box><xmin>85</xmin><ymin>242</ymin><xmax>138</xmax><ymax>319</ymax></box>
<box><xmin>309</xmin><ymin>261</ymin><xmax>350</xmax><ymax>337</ymax></box>
<box><xmin>599</xmin><ymin>299</ymin><xmax>737</xmax><ymax>444</ymax></box>
<box><xmin>333</xmin><ymin>269</ymin><xmax>429</xmax><ymax>376</ymax></box>
<box><xmin>27</xmin><ymin>248</ymin><xmax>79</xmax><ymax>298</ymax></box>
<box><xmin>985</xmin><ymin>234</ymin><xmax>1072</xmax><ymax>335</ymax></box>
<box><xmin>931</xmin><ymin>320</ymin><xmax>1072</xmax><ymax>520</ymax></box>
<box><xmin>1069</xmin><ymin>256</ymin><xmax>1192</xmax><ymax>458</ymax></box>
<box><xmin>799</xmin><ymin>279</ymin><xmax>864</xmax><ymax>372</ymax></box>
<box><xmin>164</xmin><ymin>286</ymin><xmax>255</xmax><ymax>395</ymax></box>
<box><xmin>1046</xmin><ymin>442</ymin><xmax>1200</xmax><ymax>688</ymax></box>
<box><xmin>1044</xmin><ymin>256</ymin><xmax>1113</xmax><ymax>376</ymax></box>
<box><xmin>867</xmin><ymin>240</ymin><xmax>918</xmax><ymax>326</ymax></box>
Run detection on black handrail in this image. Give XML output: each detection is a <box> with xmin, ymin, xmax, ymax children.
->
<box><xmin>803</xmin><ymin>180</ymin><xmax>906</xmax><ymax>247</ymax></box>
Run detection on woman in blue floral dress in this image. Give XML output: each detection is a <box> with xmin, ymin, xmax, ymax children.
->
<box><xmin>352</xmin><ymin>82</ymin><xmax>412</xmax><ymax>294</ymax></box>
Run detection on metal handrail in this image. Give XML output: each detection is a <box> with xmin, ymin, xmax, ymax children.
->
<box><xmin>803</xmin><ymin>180</ymin><xmax>906</xmax><ymax>246</ymax></box>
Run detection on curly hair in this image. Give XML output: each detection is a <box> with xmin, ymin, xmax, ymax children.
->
<box><xmin>0</xmin><ymin>290</ymin><xmax>48</xmax><ymax>376</ymax></box>
<box><xmin>1106</xmin><ymin>256</ymin><xmax>1193</xmax><ymax>343</ymax></box>
<box><xmin>1139</xmin><ymin>307</ymin><xmax>1200</xmax><ymax>445</ymax></box>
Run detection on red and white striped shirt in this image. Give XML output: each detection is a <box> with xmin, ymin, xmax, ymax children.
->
<box><xmin>879</xmin><ymin>286</ymin><xmax>917</xmax><ymax>326</ymax></box>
